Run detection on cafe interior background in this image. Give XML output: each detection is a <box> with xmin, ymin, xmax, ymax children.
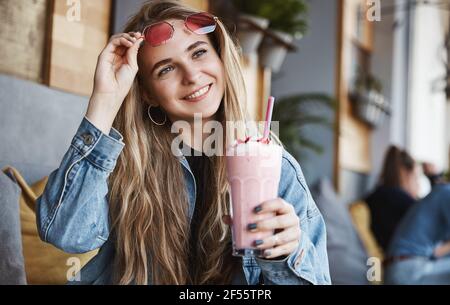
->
<box><xmin>1</xmin><ymin>0</ymin><xmax>449</xmax><ymax>285</ymax></box>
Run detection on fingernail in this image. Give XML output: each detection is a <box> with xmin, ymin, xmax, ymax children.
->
<box><xmin>254</xmin><ymin>240</ymin><xmax>264</xmax><ymax>247</ymax></box>
<box><xmin>247</xmin><ymin>223</ymin><xmax>257</xmax><ymax>231</ymax></box>
<box><xmin>254</xmin><ymin>205</ymin><xmax>263</xmax><ymax>213</ymax></box>
<box><xmin>264</xmin><ymin>250</ymin><xmax>271</xmax><ymax>257</ymax></box>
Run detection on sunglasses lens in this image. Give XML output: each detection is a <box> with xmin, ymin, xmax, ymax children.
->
<box><xmin>186</xmin><ymin>13</ymin><xmax>216</xmax><ymax>35</ymax></box>
<box><xmin>144</xmin><ymin>22</ymin><xmax>173</xmax><ymax>46</ymax></box>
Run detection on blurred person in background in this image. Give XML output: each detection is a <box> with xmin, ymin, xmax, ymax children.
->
<box><xmin>384</xmin><ymin>184</ymin><xmax>450</xmax><ymax>284</ymax></box>
<box><xmin>422</xmin><ymin>162</ymin><xmax>447</xmax><ymax>188</ymax></box>
<box><xmin>365</xmin><ymin>146</ymin><xmax>419</xmax><ymax>251</ymax></box>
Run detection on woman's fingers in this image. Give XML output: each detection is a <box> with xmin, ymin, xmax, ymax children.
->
<box><xmin>128</xmin><ymin>32</ymin><xmax>143</xmax><ymax>40</ymax></box>
<box><xmin>244</xmin><ymin>198</ymin><xmax>301</xmax><ymax>259</ymax></box>
<box><xmin>116</xmin><ymin>32</ymin><xmax>138</xmax><ymax>44</ymax></box>
<box><xmin>222</xmin><ymin>212</ymin><xmax>278</xmax><ymax>228</ymax></box>
<box><xmin>126</xmin><ymin>35</ymin><xmax>144</xmax><ymax>69</ymax></box>
<box><xmin>120</xmin><ymin>33</ymin><xmax>137</xmax><ymax>44</ymax></box>
<box><xmin>108</xmin><ymin>36</ymin><xmax>133</xmax><ymax>50</ymax></box>
<box><xmin>99</xmin><ymin>32</ymin><xmax>143</xmax><ymax>73</ymax></box>
<box><xmin>262</xmin><ymin>240</ymin><xmax>299</xmax><ymax>259</ymax></box>
<box><xmin>254</xmin><ymin>226</ymin><xmax>301</xmax><ymax>250</ymax></box>
<box><xmin>255</xmin><ymin>198</ymin><xmax>295</xmax><ymax>216</ymax></box>
<box><xmin>249</xmin><ymin>213</ymin><xmax>299</xmax><ymax>232</ymax></box>
<box><xmin>104</xmin><ymin>32</ymin><xmax>141</xmax><ymax>55</ymax></box>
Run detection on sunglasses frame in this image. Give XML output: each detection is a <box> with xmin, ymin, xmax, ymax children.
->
<box><xmin>142</xmin><ymin>12</ymin><xmax>218</xmax><ymax>47</ymax></box>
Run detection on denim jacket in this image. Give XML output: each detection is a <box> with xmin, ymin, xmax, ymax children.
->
<box><xmin>36</xmin><ymin>117</ymin><xmax>330</xmax><ymax>285</ymax></box>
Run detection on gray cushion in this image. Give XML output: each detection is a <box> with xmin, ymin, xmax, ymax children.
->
<box><xmin>311</xmin><ymin>178</ymin><xmax>369</xmax><ymax>285</ymax></box>
<box><xmin>0</xmin><ymin>171</ymin><xmax>26</xmax><ymax>284</ymax></box>
<box><xmin>0</xmin><ymin>74</ymin><xmax>88</xmax><ymax>184</ymax></box>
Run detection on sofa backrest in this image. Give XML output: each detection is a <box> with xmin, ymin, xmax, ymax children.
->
<box><xmin>0</xmin><ymin>74</ymin><xmax>88</xmax><ymax>184</ymax></box>
<box><xmin>311</xmin><ymin>178</ymin><xmax>370</xmax><ymax>285</ymax></box>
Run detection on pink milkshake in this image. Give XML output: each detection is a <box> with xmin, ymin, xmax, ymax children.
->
<box><xmin>226</xmin><ymin>139</ymin><xmax>282</xmax><ymax>256</ymax></box>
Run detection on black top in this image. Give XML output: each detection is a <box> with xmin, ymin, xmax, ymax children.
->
<box><xmin>183</xmin><ymin>145</ymin><xmax>212</xmax><ymax>273</ymax></box>
<box><xmin>183</xmin><ymin>146</ymin><xmax>240</xmax><ymax>283</ymax></box>
<box><xmin>365</xmin><ymin>186</ymin><xmax>417</xmax><ymax>251</ymax></box>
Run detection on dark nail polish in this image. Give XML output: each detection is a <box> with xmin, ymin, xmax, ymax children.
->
<box><xmin>254</xmin><ymin>240</ymin><xmax>264</xmax><ymax>246</ymax></box>
<box><xmin>254</xmin><ymin>205</ymin><xmax>263</xmax><ymax>213</ymax></box>
<box><xmin>247</xmin><ymin>223</ymin><xmax>257</xmax><ymax>231</ymax></box>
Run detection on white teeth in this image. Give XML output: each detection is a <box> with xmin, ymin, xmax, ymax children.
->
<box><xmin>185</xmin><ymin>85</ymin><xmax>210</xmax><ymax>100</ymax></box>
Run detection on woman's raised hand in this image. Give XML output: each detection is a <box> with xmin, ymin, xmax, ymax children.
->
<box><xmin>86</xmin><ymin>32</ymin><xmax>144</xmax><ymax>134</ymax></box>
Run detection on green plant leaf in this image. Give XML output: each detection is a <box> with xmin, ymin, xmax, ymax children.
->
<box><xmin>354</xmin><ymin>67</ymin><xmax>383</xmax><ymax>93</ymax></box>
<box><xmin>271</xmin><ymin>92</ymin><xmax>336</xmax><ymax>162</ymax></box>
<box><xmin>233</xmin><ymin>0</ymin><xmax>309</xmax><ymax>36</ymax></box>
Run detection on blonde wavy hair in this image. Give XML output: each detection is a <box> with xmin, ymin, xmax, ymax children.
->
<box><xmin>108</xmin><ymin>0</ymin><xmax>249</xmax><ymax>284</ymax></box>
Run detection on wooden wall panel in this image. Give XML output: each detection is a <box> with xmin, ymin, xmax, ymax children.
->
<box><xmin>0</xmin><ymin>0</ymin><xmax>48</xmax><ymax>82</ymax></box>
<box><xmin>45</xmin><ymin>0</ymin><xmax>111</xmax><ymax>96</ymax></box>
<box><xmin>181</xmin><ymin>0</ymin><xmax>209</xmax><ymax>11</ymax></box>
<box><xmin>336</xmin><ymin>0</ymin><xmax>372</xmax><ymax>176</ymax></box>
<box><xmin>241</xmin><ymin>55</ymin><xmax>270</xmax><ymax>121</ymax></box>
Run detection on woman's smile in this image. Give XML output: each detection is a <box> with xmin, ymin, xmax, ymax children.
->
<box><xmin>182</xmin><ymin>83</ymin><xmax>212</xmax><ymax>102</ymax></box>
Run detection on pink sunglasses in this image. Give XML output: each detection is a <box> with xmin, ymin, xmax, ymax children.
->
<box><xmin>142</xmin><ymin>12</ymin><xmax>218</xmax><ymax>47</ymax></box>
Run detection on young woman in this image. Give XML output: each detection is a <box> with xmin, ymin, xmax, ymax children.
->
<box><xmin>365</xmin><ymin>145</ymin><xmax>419</xmax><ymax>251</ymax></box>
<box><xmin>36</xmin><ymin>0</ymin><xmax>330</xmax><ymax>285</ymax></box>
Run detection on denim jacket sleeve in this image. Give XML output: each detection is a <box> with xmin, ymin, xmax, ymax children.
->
<box><xmin>36</xmin><ymin>117</ymin><xmax>125</xmax><ymax>254</ymax></box>
<box><xmin>255</xmin><ymin>150</ymin><xmax>331</xmax><ymax>285</ymax></box>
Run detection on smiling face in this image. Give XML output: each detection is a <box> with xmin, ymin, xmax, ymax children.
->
<box><xmin>138</xmin><ymin>18</ymin><xmax>225</xmax><ymax>124</ymax></box>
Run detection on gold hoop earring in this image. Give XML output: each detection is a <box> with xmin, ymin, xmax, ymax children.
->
<box><xmin>147</xmin><ymin>105</ymin><xmax>167</xmax><ymax>126</ymax></box>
